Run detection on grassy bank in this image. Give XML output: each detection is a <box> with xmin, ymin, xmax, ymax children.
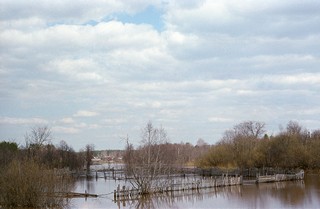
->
<box><xmin>0</xmin><ymin>159</ymin><xmax>74</xmax><ymax>208</ymax></box>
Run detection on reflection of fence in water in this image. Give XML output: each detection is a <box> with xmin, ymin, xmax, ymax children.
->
<box><xmin>113</xmin><ymin>174</ymin><xmax>243</xmax><ymax>202</ymax></box>
<box><xmin>114</xmin><ymin>181</ymin><xmax>242</xmax><ymax>208</ymax></box>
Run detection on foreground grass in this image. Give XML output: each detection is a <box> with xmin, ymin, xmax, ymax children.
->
<box><xmin>0</xmin><ymin>159</ymin><xmax>74</xmax><ymax>209</ymax></box>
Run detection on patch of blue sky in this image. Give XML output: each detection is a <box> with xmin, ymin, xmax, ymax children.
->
<box><xmin>84</xmin><ymin>20</ymin><xmax>99</xmax><ymax>26</ymax></box>
<box><xmin>106</xmin><ymin>5</ymin><xmax>164</xmax><ymax>31</ymax></box>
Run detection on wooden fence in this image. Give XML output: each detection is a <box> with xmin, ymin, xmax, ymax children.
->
<box><xmin>256</xmin><ymin>170</ymin><xmax>304</xmax><ymax>183</ymax></box>
<box><xmin>72</xmin><ymin>168</ymin><xmax>126</xmax><ymax>180</ymax></box>
<box><xmin>113</xmin><ymin>174</ymin><xmax>242</xmax><ymax>202</ymax></box>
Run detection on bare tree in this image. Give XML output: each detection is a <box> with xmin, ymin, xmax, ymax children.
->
<box><xmin>25</xmin><ymin>126</ymin><xmax>52</xmax><ymax>160</ymax></box>
<box><xmin>196</xmin><ymin>138</ymin><xmax>208</xmax><ymax>147</ymax></box>
<box><xmin>233</xmin><ymin>121</ymin><xmax>266</xmax><ymax>138</ymax></box>
<box><xmin>286</xmin><ymin>121</ymin><xmax>302</xmax><ymax>136</ymax></box>
<box><xmin>85</xmin><ymin>144</ymin><xmax>94</xmax><ymax>172</ymax></box>
<box><xmin>123</xmin><ymin>121</ymin><xmax>173</xmax><ymax>194</ymax></box>
<box><xmin>25</xmin><ymin>126</ymin><xmax>52</xmax><ymax>148</ymax></box>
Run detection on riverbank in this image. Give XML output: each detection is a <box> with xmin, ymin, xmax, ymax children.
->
<box><xmin>305</xmin><ymin>169</ymin><xmax>320</xmax><ymax>174</ymax></box>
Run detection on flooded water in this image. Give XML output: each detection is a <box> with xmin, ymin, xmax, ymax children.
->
<box><xmin>69</xmin><ymin>173</ymin><xmax>320</xmax><ymax>209</ymax></box>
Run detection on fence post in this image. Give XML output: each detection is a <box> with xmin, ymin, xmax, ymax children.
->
<box><xmin>117</xmin><ymin>184</ymin><xmax>120</xmax><ymax>198</ymax></box>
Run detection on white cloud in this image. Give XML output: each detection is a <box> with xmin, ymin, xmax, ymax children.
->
<box><xmin>0</xmin><ymin>117</ymin><xmax>48</xmax><ymax>125</ymax></box>
<box><xmin>74</xmin><ymin>110</ymin><xmax>99</xmax><ymax>117</ymax></box>
<box><xmin>0</xmin><ymin>17</ymin><xmax>46</xmax><ymax>31</ymax></box>
<box><xmin>208</xmin><ymin>117</ymin><xmax>233</xmax><ymax>123</ymax></box>
<box><xmin>60</xmin><ymin>117</ymin><xmax>75</xmax><ymax>124</ymax></box>
<box><xmin>52</xmin><ymin>126</ymin><xmax>80</xmax><ymax>134</ymax></box>
<box><xmin>103</xmin><ymin>118</ymin><xmax>127</xmax><ymax>126</ymax></box>
<box><xmin>0</xmin><ymin>0</ymin><xmax>156</xmax><ymax>23</ymax></box>
<box><xmin>74</xmin><ymin>122</ymin><xmax>88</xmax><ymax>129</ymax></box>
<box><xmin>1</xmin><ymin>0</ymin><xmax>320</xmax><ymax>149</ymax></box>
<box><xmin>275</xmin><ymin>73</ymin><xmax>320</xmax><ymax>85</ymax></box>
<box><xmin>165</xmin><ymin>0</ymin><xmax>320</xmax><ymax>36</ymax></box>
<box><xmin>46</xmin><ymin>59</ymin><xmax>103</xmax><ymax>81</ymax></box>
<box><xmin>296</xmin><ymin>108</ymin><xmax>320</xmax><ymax>116</ymax></box>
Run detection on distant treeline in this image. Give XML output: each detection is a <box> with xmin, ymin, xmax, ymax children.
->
<box><xmin>0</xmin><ymin>126</ymin><xmax>89</xmax><ymax>208</ymax></box>
<box><xmin>0</xmin><ymin>126</ymin><xmax>97</xmax><ymax>171</ymax></box>
<box><xmin>196</xmin><ymin>121</ymin><xmax>320</xmax><ymax>170</ymax></box>
<box><xmin>0</xmin><ymin>140</ymin><xmax>85</xmax><ymax>170</ymax></box>
<box><xmin>2</xmin><ymin>121</ymin><xmax>319</xmax><ymax>172</ymax></box>
<box><xmin>1</xmin><ymin>121</ymin><xmax>319</xmax><ymax>206</ymax></box>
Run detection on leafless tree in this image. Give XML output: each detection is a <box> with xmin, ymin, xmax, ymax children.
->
<box><xmin>311</xmin><ymin>129</ymin><xmax>320</xmax><ymax>140</ymax></box>
<box><xmin>286</xmin><ymin>121</ymin><xmax>302</xmax><ymax>136</ymax></box>
<box><xmin>196</xmin><ymin>138</ymin><xmax>208</xmax><ymax>147</ymax></box>
<box><xmin>24</xmin><ymin>125</ymin><xmax>52</xmax><ymax>160</ymax></box>
<box><xmin>25</xmin><ymin>126</ymin><xmax>52</xmax><ymax>148</ymax></box>
<box><xmin>123</xmin><ymin>121</ymin><xmax>173</xmax><ymax>194</ymax></box>
<box><xmin>85</xmin><ymin>144</ymin><xmax>94</xmax><ymax>172</ymax></box>
<box><xmin>233</xmin><ymin>121</ymin><xmax>266</xmax><ymax>138</ymax></box>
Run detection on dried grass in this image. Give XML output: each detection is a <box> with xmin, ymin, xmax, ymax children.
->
<box><xmin>0</xmin><ymin>159</ymin><xmax>74</xmax><ymax>208</ymax></box>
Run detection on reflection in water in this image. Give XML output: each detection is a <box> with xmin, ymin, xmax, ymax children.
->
<box><xmin>71</xmin><ymin>175</ymin><xmax>320</xmax><ymax>209</ymax></box>
<box><xmin>76</xmin><ymin>177</ymin><xmax>96</xmax><ymax>194</ymax></box>
<box><xmin>115</xmin><ymin>180</ymin><xmax>312</xmax><ymax>209</ymax></box>
<box><xmin>115</xmin><ymin>185</ymin><xmax>243</xmax><ymax>209</ymax></box>
<box><xmin>234</xmin><ymin>180</ymin><xmax>306</xmax><ymax>208</ymax></box>
<box><xmin>267</xmin><ymin>181</ymin><xmax>306</xmax><ymax>206</ymax></box>
<box><xmin>117</xmin><ymin>194</ymin><xmax>168</xmax><ymax>209</ymax></box>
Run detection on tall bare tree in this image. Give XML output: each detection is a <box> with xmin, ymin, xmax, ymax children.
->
<box><xmin>233</xmin><ymin>121</ymin><xmax>266</xmax><ymax>138</ymax></box>
<box><xmin>85</xmin><ymin>144</ymin><xmax>94</xmax><ymax>172</ymax></box>
<box><xmin>25</xmin><ymin>126</ymin><xmax>52</xmax><ymax>148</ymax></box>
<box><xmin>124</xmin><ymin>121</ymin><xmax>173</xmax><ymax>194</ymax></box>
<box><xmin>286</xmin><ymin>121</ymin><xmax>302</xmax><ymax>136</ymax></box>
<box><xmin>25</xmin><ymin>125</ymin><xmax>52</xmax><ymax>160</ymax></box>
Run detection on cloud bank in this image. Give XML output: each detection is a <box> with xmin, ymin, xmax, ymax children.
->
<box><xmin>1</xmin><ymin>0</ymin><xmax>320</xmax><ymax>150</ymax></box>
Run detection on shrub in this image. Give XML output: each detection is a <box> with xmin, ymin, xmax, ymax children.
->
<box><xmin>0</xmin><ymin>159</ymin><xmax>74</xmax><ymax>208</ymax></box>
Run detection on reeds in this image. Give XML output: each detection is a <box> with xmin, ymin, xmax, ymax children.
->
<box><xmin>0</xmin><ymin>159</ymin><xmax>74</xmax><ymax>208</ymax></box>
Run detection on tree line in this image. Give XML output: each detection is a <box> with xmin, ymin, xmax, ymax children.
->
<box><xmin>122</xmin><ymin>120</ymin><xmax>320</xmax><ymax>194</ymax></box>
<box><xmin>2</xmin><ymin>120</ymin><xmax>320</xmax><ymax>201</ymax></box>
<box><xmin>196</xmin><ymin>121</ymin><xmax>320</xmax><ymax>170</ymax></box>
<box><xmin>0</xmin><ymin>126</ymin><xmax>95</xmax><ymax>171</ymax></box>
<box><xmin>0</xmin><ymin>126</ymin><xmax>94</xmax><ymax>208</ymax></box>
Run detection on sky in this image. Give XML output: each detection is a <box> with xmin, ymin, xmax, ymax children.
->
<box><xmin>1</xmin><ymin>0</ymin><xmax>320</xmax><ymax>151</ymax></box>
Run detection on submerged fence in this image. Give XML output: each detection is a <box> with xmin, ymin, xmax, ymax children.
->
<box><xmin>113</xmin><ymin>174</ymin><xmax>242</xmax><ymax>202</ymax></box>
<box><xmin>256</xmin><ymin>170</ymin><xmax>304</xmax><ymax>183</ymax></box>
<box><xmin>70</xmin><ymin>166</ymin><xmax>304</xmax><ymax>203</ymax></box>
<box><xmin>72</xmin><ymin>168</ymin><xmax>126</xmax><ymax>180</ymax></box>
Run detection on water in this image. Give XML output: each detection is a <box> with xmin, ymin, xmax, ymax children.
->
<box><xmin>69</xmin><ymin>174</ymin><xmax>320</xmax><ymax>209</ymax></box>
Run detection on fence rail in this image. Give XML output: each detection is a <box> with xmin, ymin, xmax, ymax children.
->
<box><xmin>113</xmin><ymin>174</ymin><xmax>242</xmax><ymax>202</ymax></box>
<box><xmin>256</xmin><ymin>170</ymin><xmax>304</xmax><ymax>183</ymax></box>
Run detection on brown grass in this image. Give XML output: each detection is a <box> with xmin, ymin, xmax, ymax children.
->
<box><xmin>0</xmin><ymin>159</ymin><xmax>74</xmax><ymax>208</ymax></box>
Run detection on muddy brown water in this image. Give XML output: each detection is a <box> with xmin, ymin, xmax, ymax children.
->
<box><xmin>69</xmin><ymin>173</ymin><xmax>320</xmax><ymax>209</ymax></box>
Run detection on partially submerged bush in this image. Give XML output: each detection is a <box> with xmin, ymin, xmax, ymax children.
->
<box><xmin>0</xmin><ymin>159</ymin><xmax>74</xmax><ymax>208</ymax></box>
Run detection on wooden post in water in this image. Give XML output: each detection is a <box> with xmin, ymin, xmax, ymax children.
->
<box><xmin>117</xmin><ymin>184</ymin><xmax>120</xmax><ymax>198</ymax></box>
<box><xmin>122</xmin><ymin>185</ymin><xmax>126</xmax><ymax>199</ymax></box>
